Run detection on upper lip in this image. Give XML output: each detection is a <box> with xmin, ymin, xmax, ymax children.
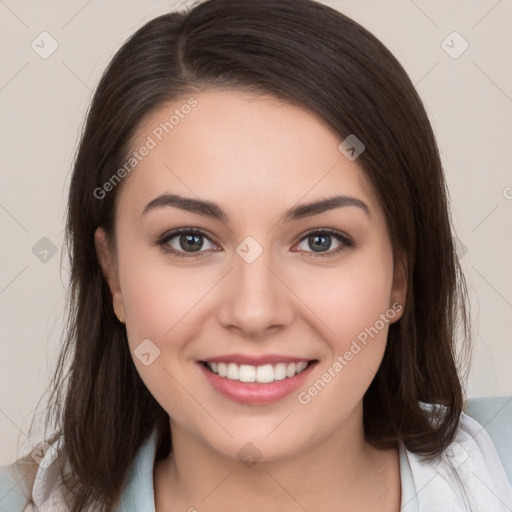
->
<box><xmin>200</xmin><ymin>354</ymin><xmax>315</xmax><ymax>365</ymax></box>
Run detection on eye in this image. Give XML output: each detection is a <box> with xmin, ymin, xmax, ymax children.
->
<box><xmin>156</xmin><ymin>227</ymin><xmax>353</xmax><ymax>259</ymax></box>
<box><xmin>293</xmin><ymin>228</ymin><xmax>353</xmax><ymax>257</ymax></box>
<box><xmin>157</xmin><ymin>228</ymin><xmax>219</xmax><ymax>258</ymax></box>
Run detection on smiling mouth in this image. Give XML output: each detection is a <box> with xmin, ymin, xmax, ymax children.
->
<box><xmin>200</xmin><ymin>360</ymin><xmax>318</xmax><ymax>384</ymax></box>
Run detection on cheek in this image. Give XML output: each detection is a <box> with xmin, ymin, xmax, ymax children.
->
<box><xmin>291</xmin><ymin>250</ymin><xmax>395</xmax><ymax>404</ymax></box>
<box><xmin>116</xmin><ymin>248</ymin><xmax>213</xmax><ymax>426</ymax></box>
<box><xmin>113</xmin><ymin>220</ymin><xmax>211</xmax><ymax>341</ymax></box>
<box><xmin>336</xmin><ymin>266</ymin><xmax>393</xmax><ymax>348</ymax></box>
<box><xmin>290</xmin><ymin>248</ymin><xmax>394</xmax><ymax>348</ymax></box>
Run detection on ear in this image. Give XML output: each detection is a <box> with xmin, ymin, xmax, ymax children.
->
<box><xmin>94</xmin><ymin>227</ymin><xmax>126</xmax><ymax>324</ymax></box>
<box><xmin>389</xmin><ymin>249</ymin><xmax>407</xmax><ymax>322</ymax></box>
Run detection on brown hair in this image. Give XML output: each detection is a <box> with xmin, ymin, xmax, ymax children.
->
<box><xmin>30</xmin><ymin>0</ymin><xmax>470</xmax><ymax>510</ymax></box>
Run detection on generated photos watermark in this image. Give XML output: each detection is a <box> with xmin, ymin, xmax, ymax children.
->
<box><xmin>297</xmin><ymin>302</ymin><xmax>403</xmax><ymax>405</ymax></box>
<box><xmin>93</xmin><ymin>97</ymin><xmax>198</xmax><ymax>200</ymax></box>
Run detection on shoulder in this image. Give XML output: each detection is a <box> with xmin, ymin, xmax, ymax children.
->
<box><xmin>0</xmin><ymin>435</ymin><xmax>67</xmax><ymax>512</ymax></box>
<box><xmin>402</xmin><ymin>397</ymin><xmax>512</xmax><ymax>511</ymax></box>
<box><xmin>464</xmin><ymin>395</ymin><xmax>512</xmax><ymax>484</ymax></box>
<box><xmin>1</xmin><ymin>428</ymin><xmax>159</xmax><ymax>512</ymax></box>
<box><xmin>0</xmin><ymin>454</ymin><xmax>38</xmax><ymax>511</ymax></box>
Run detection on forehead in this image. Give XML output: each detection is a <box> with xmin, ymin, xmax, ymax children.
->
<box><xmin>118</xmin><ymin>89</ymin><xmax>382</xmax><ymax>223</ymax></box>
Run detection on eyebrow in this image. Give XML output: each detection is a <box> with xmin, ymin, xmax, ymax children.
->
<box><xmin>142</xmin><ymin>193</ymin><xmax>371</xmax><ymax>222</ymax></box>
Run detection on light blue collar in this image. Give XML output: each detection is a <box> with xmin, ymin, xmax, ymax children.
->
<box><xmin>114</xmin><ymin>428</ymin><xmax>160</xmax><ymax>511</ymax></box>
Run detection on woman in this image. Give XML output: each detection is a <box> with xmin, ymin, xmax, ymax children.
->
<box><xmin>1</xmin><ymin>0</ymin><xmax>511</xmax><ymax>510</ymax></box>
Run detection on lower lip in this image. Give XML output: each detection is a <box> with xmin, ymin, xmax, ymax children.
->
<box><xmin>198</xmin><ymin>362</ymin><xmax>316</xmax><ymax>404</ymax></box>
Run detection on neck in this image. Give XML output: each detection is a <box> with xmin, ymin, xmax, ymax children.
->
<box><xmin>154</xmin><ymin>403</ymin><xmax>401</xmax><ymax>511</ymax></box>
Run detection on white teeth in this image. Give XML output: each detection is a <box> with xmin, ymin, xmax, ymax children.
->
<box><xmin>274</xmin><ymin>363</ymin><xmax>287</xmax><ymax>381</ymax></box>
<box><xmin>205</xmin><ymin>360</ymin><xmax>310</xmax><ymax>383</ymax></box>
<box><xmin>296</xmin><ymin>361</ymin><xmax>308</xmax><ymax>373</ymax></box>
<box><xmin>226</xmin><ymin>363</ymin><xmax>238</xmax><ymax>380</ymax></box>
<box><xmin>256</xmin><ymin>364</ymin><xmax>274</xmax><ymax>383</ymax></box>
<box><xmin>218</xmin><ymin>362</ymin><xmax>227</xmax><ymax>377</ymax></box>
<box><xmin>239</xmin><ymin>364</ymin><xmax>256</xmax><ymax>382</ymax></box>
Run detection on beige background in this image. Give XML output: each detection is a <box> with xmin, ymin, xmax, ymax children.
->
<box><xmin>0</xmin><ymin>0</ymin><xmax>511</xmax><ymax>464</ymax></box>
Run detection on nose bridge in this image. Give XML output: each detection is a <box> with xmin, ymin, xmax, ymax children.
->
<box><xmin>217</xmin><ymin>235</ymin><xmax>294</xmax><ymax>335</ymax></box>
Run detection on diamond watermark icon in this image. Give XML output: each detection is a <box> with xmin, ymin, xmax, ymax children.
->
<box><xmin>454</xmin><ymin>236</ymin><xmax>468</xmax><ymax>259</ymax></box>
<box><xmin>134</xmin><ymin>339</ymin><xmax>161</xmax><ymax>366</ymax></box>
<box><xmin>441</xmin><ymin>31</ymin><xmax>468</xmax><ymax>59</ymax></box>
<box><xmin>31</xmin><ymin>442</ymin><xmax>58</xmax><ymax>469</ymax></box>
<box><xmin>31</xmin><ymin>31</ymin><xmax>59</xmax><ymax>59</ymax></box>
<box><xmin>236</xmin><ymin>236</ymin><xmax>263</xmax><ymax>264</ymax></box>
<box><xmin>442</xmin><ymin>442</ymin><xmax>468</xmax><ymax>469</ymax></box>
<box><xmin>32</xmin><ymin>237</ymin><xmax>58</xmax><ymax>263</ymax></box>
<box><xmin>237</xmin><ymin>442</ymin><xmax>263</xmax><ymax>468</ymax></box>
<box><xmin>338</xmin><ymin>134</ymin><xmax>365</xmax><ymax>161</ymax></box>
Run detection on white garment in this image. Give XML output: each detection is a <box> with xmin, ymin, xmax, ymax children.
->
<box><xmin>399</xmin><ymin>412</ymin><xmax>512</xmax><ymax>511</ymax></box>
<box><xmin>1</xmin><ymin>410</ymin><xmax>510</xmax><ymax>511</ymax></box>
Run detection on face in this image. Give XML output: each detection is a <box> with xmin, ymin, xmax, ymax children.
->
<box><xmin>95</xmin><ymin>89</ymin><xmax>406</xmax><ymax>462</ymax></box>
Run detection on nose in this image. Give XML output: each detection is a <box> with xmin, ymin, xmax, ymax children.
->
<box><xmin>216</xmin><ymin>246</ymin><xmax>295</xmax><ymax>340</ymax></box>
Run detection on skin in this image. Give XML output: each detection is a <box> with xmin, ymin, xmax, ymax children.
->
<box><xmin>95</xmin><ymin>89</ymin><xmax>407</xmax><ymax>511</ymax></box>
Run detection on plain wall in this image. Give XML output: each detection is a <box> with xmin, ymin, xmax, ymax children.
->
<box><xmin>0</xmin><ymin>0</ymin><xmax>511</xmax><ymax>464</ymax></box>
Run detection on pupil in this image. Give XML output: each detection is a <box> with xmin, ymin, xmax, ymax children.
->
<box><xmin>181</xmin><ymin>234</ymin><xmax>203</xmax><ymax>252</ymax></box>
<box><xmin>310</xmin><ymin>234</ymin><xmax>330</xmax><ymax>252</ymax></box>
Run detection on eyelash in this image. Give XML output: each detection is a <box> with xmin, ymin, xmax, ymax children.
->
<box><xmin>156</xmin><ymin>227</ymin><xmax>353</xmax><ymax>259</ymax></box>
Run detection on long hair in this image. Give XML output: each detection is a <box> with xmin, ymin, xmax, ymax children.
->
<box><xmin>31</xmin><ymin>0</ymin><xmax>470</xmax><ymax>509</ymax></box>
